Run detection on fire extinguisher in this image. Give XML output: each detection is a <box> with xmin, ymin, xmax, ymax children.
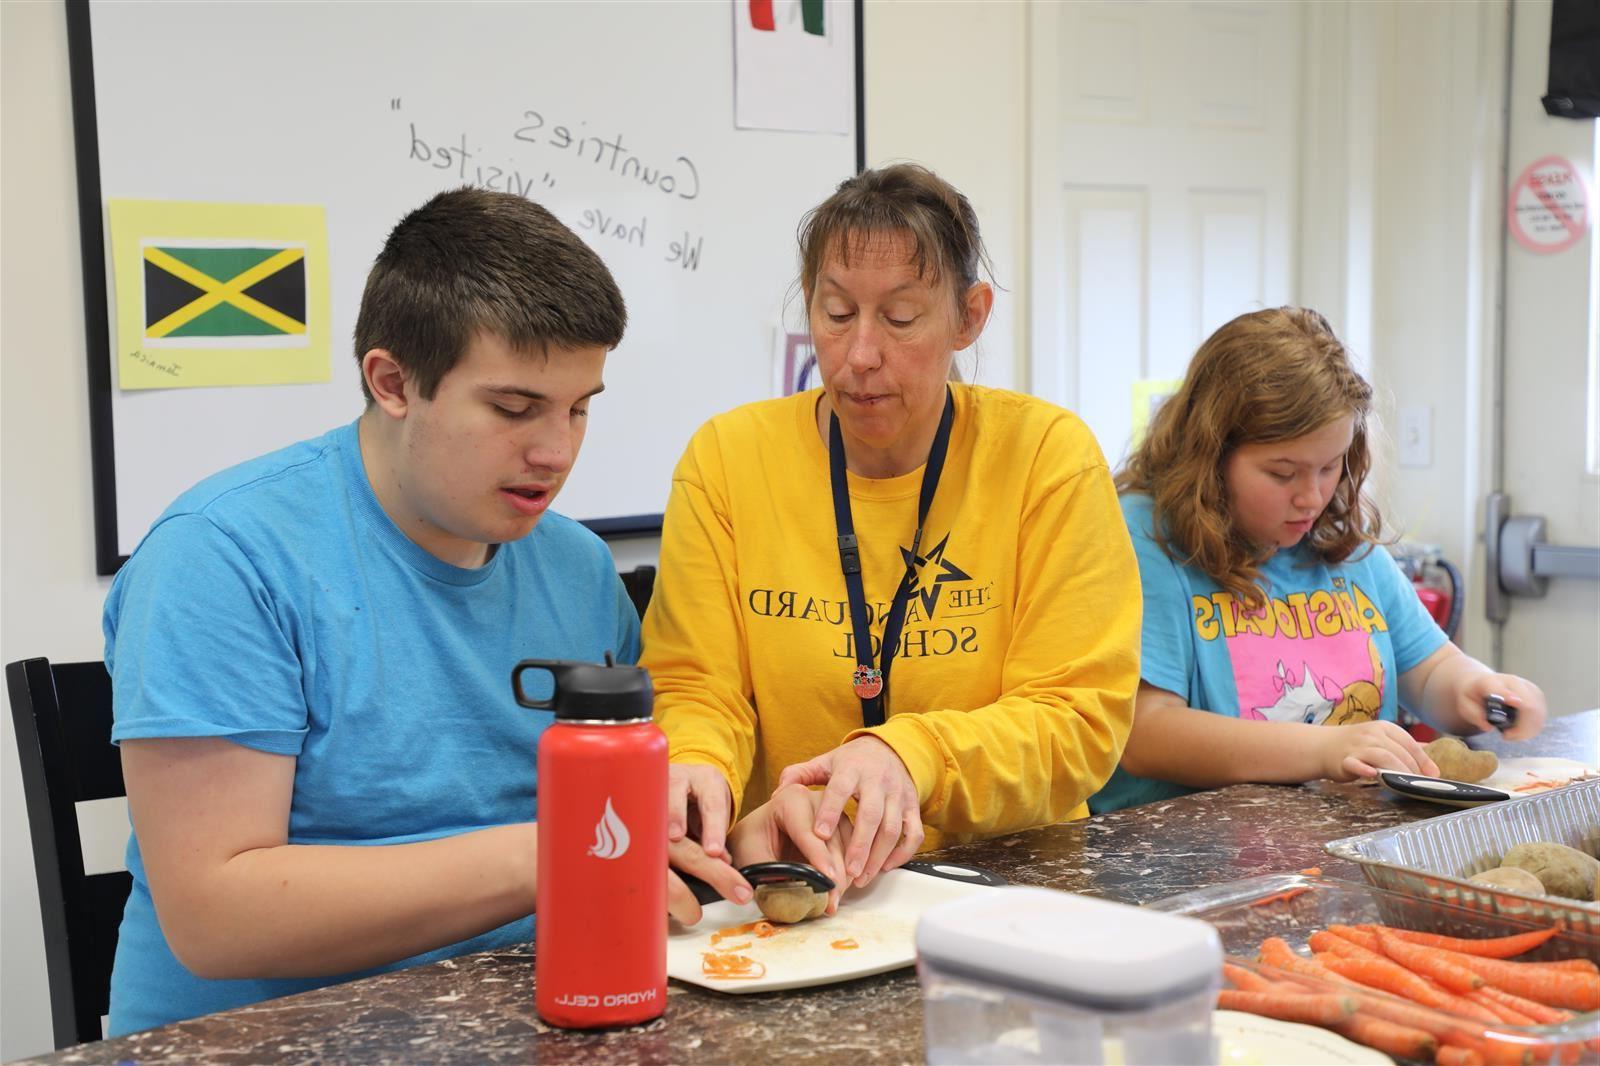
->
<box><xmin>1411</xmin><ymin>557</ymin><xmax>1463</xmax><ymax>641</ymax></box>
<box><xmin>1413</xmin><ymin>577</ymin><xmax>1449</xmax><ymax>630</ymax></box>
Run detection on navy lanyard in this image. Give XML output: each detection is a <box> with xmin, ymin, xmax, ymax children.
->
<box><xmin>828</xmin><ymin>388</ymin><xmax>955</xmax><ymax>727</ymax></box>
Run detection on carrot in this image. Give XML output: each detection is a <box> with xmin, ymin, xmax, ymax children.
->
<box><xmin>1363</xmin><ymin>925</ymin><xmax>1559</xmax><ymax>959</ymax></box>
<box><xmin>1436</xmin><ymin>1046</ymin><xmax>1486</xmax><ymax>1066</ymax></box>
<box><xmin>1249</xmin><ymin>887</ymin><xmax>1311</xmax><ymax>907</ymax></box>
<box><xmin>1438</xmin><ymin>955</ymin><xmax>1596</xmax><ymax>977</ymax></box>
<box><xmin>710</xmin><ymin>919</ymin><xmax>781</xmax><ymax>945</ymax></box>
<box><xmin>1439</xmin><ymin>1034</ymin><xmax>1541</xmax><ymax>1066</ymax></box>
<box><xmin>1327</xmin><ymin>923</ymin><xmax>1383</xmax><ymax>952</ymax></box>
<box><xmin>1348</xmin><ymin>993</ymin><xmax>1488</xmax><ymax>1043</ymax></box>
<box><xmin>1321</xmin><ymin>953</ymin><xmax>1462</xmax><ymax>1012</ymax></box>
<box><xmin>1300</xmin><ymin>866</ymin><xmax>1323</xmax><ymax>876</ymax></box>
<box><xmin>1472</xmin><ymin>985</ymin><xmax>1600</xmax><ymax>1056</ymax></box>
<box><xmin>1223</xmin><ymin>962</ymin><xmax>1279</xmax><ymax>993</ymax></box>
<box><xmin>830</xmin><ymin>938</ymin><xmax>859</xmax><ymax>950</ymax></box>
<box><xmin>1466</xmin><ymin>988</ymin><xmax>1538</xmax><ymax>1026</ymax></box>
<box><xmin>1259</xmin><ymin>945</ymin><xmax>1353</xmax><ymax>987</ymax></box>
<box><xmin>1216</xmin><ymin>989</ymin><xmax>1357</xmax><ymax>1026</ymax></box>
<box><xmin>699</xmin><ymin>951</ymin><xmax>767</xmax><ymax>979</ymax></box>
<box><xmin>1475</xmin><ymin>985</ymin><xmax>1574</xmax><ymax>1025</ymax></box>
<box><xmin>1518</xmin><ymin>959</ymin><xmax>1599</xmax><ymax>975</ymax></box>
<box><xmin>1374</xmin><ymin>928</ymin><xmax>1485</xmax><ymax>993</ymax></box>
<box><xmin>1332</xmin><ymin>1015</ymin><xmax>1437</xmax><ymax>1060</ymax></box>
<box><xmin>1311</xmin><ymin>930</ymin><xmax>1383</xmax><ymax>961</ymax></box>
<box><xmin>1429</xmin><ymin>952</ymin><xmax>1600</xmax><ymax>1011</ymax></box>
<box><xmin>1321</xmin><ymin>954</ymin><xmax>1506</xmax><ymax>1024</ymax></box>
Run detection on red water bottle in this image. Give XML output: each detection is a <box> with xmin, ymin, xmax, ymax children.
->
<box><xmin>514</xmin><ymin>655</ymin><xmax>667</xmax><ymax>1028</ymax></box>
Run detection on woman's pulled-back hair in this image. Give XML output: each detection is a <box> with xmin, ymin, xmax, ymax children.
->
<box><xmin>797</xmin><ymin>163</ymin><xmax>991</xmax><ymax>315</ymax></box>
<box><xmin>1118</xmin><ymin>307</ymin><xmax>1382</xmax><ymax>608</ymax></box>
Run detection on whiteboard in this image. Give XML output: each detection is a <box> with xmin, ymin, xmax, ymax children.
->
<box><xmin>69</xmin><ymin>0</ymin><xmax>861</xmax><ymax>570</ymax></box>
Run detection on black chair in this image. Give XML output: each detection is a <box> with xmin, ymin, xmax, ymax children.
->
<box><xmin>620</xmin><ymin>564</ymin><xmax>656</xmax><ymax>622</ymax></box>
<box><xmin>6</xmin><ymin>658</ymin><xmax>131</xmax><ymax>1048</ymax></box>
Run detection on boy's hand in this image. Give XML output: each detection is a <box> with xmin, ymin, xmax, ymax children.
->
<box><xmin>666</xmin><ymin>837</ymin><xmax>750</xmax><ymax>926</ymax></box>
<box><xmin>668</xmin><ymin>763</ymin><xmax>734</xmax><ymax>859</ymax></box>
<box><xmin>1316</xmin><ymin>720</ymin><xmax>1440</xmax><ymax>782</ymax></box>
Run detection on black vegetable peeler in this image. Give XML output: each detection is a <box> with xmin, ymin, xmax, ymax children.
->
<box><xmin>1484</xmin><ymin>693</ymin><xmax>1517</xmax><ymax>731</ymax></box>
<box><xmin>1378</xmin><ymin>770</ymin><xmax>1512</xmax><ymax>807</ymax></box>
<box><xmin>677</xmin><ymin>861</ymin><xmax>835</xmax><ymax>907</ymax></box>
<box><xmin>738</xmin><ymin>860</ymin><xmax>836</xmax><ymax>892</ymax></box>
<box><xmin>676</xmin><ymin>858</ymin><xmax>1004</xmax><ymax>907</ymax></box>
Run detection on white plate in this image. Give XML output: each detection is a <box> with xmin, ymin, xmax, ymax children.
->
<box><xmin>667</xmin><ymin>867</ymin><xmax>999</xmax><ymax>993</ymax></box>
<box><xmin>956</xmin><ymin>1011</ymin><xmax>1391</xmax><ymax>1065</ymax></box>
<box><xmin>1211</xmin><ymin>1011</ymin><xmax>1392</xmax><ymax>1066</ymax></box>
<box><xmin>1481</xmin><ymin>756</ymin><xmax>1599</xmax><ymax>795</ymax></box>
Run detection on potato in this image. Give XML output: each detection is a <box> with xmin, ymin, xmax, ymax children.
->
<box><xmin>1593</xmin><ymin>870</ymin><xmax>1599</xmax><ymax>904</ymax></box>
<box><xmin>755</xmin><ymin>880</ymin><xmax>825</xmax><ymax>924</ymax></box>
<box><xmin>1500</xmin><ymin>842</ymin><xmax>1600</xmax><ymax>901</ymax></box>
<box><xmin>1467</xmin><ymin>866</ymin><xmax>1546</xmax><ymax>896</ymax></box>
<box><xmin>1424</xmin><ymin>736</ymin><xmax>1498</xmax><ymax>783</ymax></box>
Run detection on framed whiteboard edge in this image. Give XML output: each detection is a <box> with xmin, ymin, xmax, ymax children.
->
<box><xmin>65</xmin><ymin>0</ymin><xmax>867</xmax><ymax>576</ymax></box>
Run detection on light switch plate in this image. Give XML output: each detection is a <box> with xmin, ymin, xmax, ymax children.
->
<box><xmin>1398</xmin><ymin>404</ymin><xmax>1432</xmax><ymax>468</ymax></box>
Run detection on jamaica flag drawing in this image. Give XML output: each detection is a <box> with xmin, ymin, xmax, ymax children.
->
<box><xmin>143</xmin><ymin>244</ymin><xmax>307</xmax><ymax>342</ymax></box>
<box><xmin>109</xmin><ymin>199</ymin><xmax>330</xmax><ymax>390</ymax></box>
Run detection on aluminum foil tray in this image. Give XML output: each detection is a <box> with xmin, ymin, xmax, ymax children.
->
<box><xmin>1325</xmin><ymin>778</ymin><xmax>1600</xmax><ymax>937</ymax></box>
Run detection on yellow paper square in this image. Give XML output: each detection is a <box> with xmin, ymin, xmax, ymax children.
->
<box><xmin>1130</xmin><ymin>378</ymin><xmax>1183</xmax><ymax>447</ymax></box>
<box><xmin>108</xmin><ymin>199</ymin><xmax>331</xmax><ymax>390</ymax></box>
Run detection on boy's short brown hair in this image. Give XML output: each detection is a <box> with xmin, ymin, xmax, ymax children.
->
<box><xmin>354</xmin><ymin>187</ymin><xmax>626</xmax><ymax>401</ymax></box>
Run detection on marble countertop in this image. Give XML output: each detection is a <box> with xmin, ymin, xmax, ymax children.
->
<box><xmin>30</xmin><ymin>712</ymin><xmax>1597</xmax><ymax>1065</ymax></box>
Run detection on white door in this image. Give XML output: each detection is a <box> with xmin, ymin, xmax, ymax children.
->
<box><xmin>1489</xmin><ymin>0</ymin><xmax>1600</xmax><ymax>715</ymax></box>
<box><xmin>1028</xmin><ymin>0</ymin><xmax>1302</xmax><ymax>464</ymax></box>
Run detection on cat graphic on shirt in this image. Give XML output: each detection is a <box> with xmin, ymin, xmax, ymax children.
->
<box><xmin>1250</xmin><ymin>637</ymin><xmax>1385</xmax><ymax>726</ymax></box>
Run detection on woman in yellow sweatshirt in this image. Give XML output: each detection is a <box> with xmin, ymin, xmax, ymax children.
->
<box><xmin>642</xmin><ymin>164</ymin><xmax>1140</xmax><ymax>894</ymax></box>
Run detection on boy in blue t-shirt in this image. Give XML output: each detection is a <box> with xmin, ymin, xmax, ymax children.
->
<box><xmin>102</xmin><ymin>188</ymin><xmax>753</xmax><ymax>1035</ymax></box>
<box><xmin>1091</xmin><ymin>307</ymin><xmax>1549</xmax><ymax>814</ymax></box>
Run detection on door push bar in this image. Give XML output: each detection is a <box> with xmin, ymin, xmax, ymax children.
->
<box><xmin>1484</xmin><ymin>491</ymin><xmax>1600</xmax><ymax>623</ymax></box>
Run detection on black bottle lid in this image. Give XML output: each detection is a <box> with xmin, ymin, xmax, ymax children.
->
<box><xmin>511</xmin><ymin>652</ymin><xmax>653</xmax><ymax>721</ymax></box>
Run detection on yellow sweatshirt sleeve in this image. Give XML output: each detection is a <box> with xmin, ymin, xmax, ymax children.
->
<box><xmin>846</xmin><ymin>434</ymin><xmax>1140</xmax><ymax>836</ymax></box>
<box><xmin>640</xmin><ymin>425</ymin><xmax>759</xmax><ymax>818</ymax></box>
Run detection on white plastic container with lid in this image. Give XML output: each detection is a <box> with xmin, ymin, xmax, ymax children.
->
<box><xmin>915</xmin><ymin>886</ymin><xmax>1222</xmax><ymax>1065</ymax></box>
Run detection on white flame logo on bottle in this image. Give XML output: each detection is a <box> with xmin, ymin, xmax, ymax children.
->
<box><xmin>587</xmin><ymin>797</ymin><xmax>631</xmax><ymax>860</ymax></box>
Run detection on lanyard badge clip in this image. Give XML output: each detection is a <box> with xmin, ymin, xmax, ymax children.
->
<box><xmin>837</xmin><ymin>534</ymin><xmax>862</xmax><ymax>575</ymax></box>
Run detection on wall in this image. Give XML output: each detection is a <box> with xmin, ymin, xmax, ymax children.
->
<box><xmin>1363</xmin><ymin>1</ymin><xmax>1506</xmax><ymax>660</ymax></box>
<box><xmin>1289</xmin><ymin>0</ymin><xmax>1505</xmax><ymax>661</ymax></box>
<box><xmin>2</xmin><ymin>4</ymin><xmax>115</xmax><ymax>1058</ymax></box>
<box><xmin>0</xmin><ymin>2</ymin><xmax>1030</xmax><ymax>1057</ymax></box>
<box><xmin>863</xmin><ymin>1</ymin><xmax>1029</xmax><ymax>391</ymax></box>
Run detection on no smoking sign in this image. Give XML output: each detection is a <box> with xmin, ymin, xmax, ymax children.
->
<box><xmin>1507</xmin><ymin>155</ymin><xmax>1591</xmax><ymax>254</ymax></box>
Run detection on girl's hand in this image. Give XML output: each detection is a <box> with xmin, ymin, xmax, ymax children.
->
<box><xmin>1316</xmin><ymin>720</ymin><xmax>1440</xmax><ymax>781</ymax></box>
<box><xmin>1452</xmin><ymin>673</ymin><xmax>1547</xmax><ymax>741</ymax></box>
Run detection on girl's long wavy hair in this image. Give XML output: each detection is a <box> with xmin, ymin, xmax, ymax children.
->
<box><xmin>1117</xmin><ymin>307</ymin><xmax>1383</xmax><ymax>609</ymax></box>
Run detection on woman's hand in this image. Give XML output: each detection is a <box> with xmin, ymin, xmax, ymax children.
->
<box><xmin>1451</xmin><ymin>672</ymin><xmax>1547</xmax><ymax>741</ymax></box>
<box><xmin>1315</xmin><ymin>720</ymin><xmax>1440</xmax><ymax>781</ymax></box>
<box><xmin>728</xmin><ymin>783</ymin><xmax>853</xmax><ymax>915</ymax></box>
<box><xmin>776</xmin><ymin>735</ymin><xmax>924</xmax><ymax>889</ymax></box>
<box><xmin>666</xmin><ymin>836</ymin><xmax>751</xmax><ymax>926</ymax></box>
<box><xmin>668</xmin><ymin>762</ymin><xmax>734</xmax><ymax>859</ymax></box>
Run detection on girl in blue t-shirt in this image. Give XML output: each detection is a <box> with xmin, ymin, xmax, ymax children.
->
<box><xmin>1092</xmin><ymin>307</ymin><xmax>1548</xmax><ymax>813</ymax></box>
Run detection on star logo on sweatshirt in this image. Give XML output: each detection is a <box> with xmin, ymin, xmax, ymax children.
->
<box><xmin>899</xmin><ymin>533</ymin><xmax>971</xmax><ymax>618</ymax></box>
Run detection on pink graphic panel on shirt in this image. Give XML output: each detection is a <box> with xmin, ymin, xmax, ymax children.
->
<box><xmin>1193</xmin><ymin>578</ymin><xmax>1390</xmax><ymax>726</ymax></box>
